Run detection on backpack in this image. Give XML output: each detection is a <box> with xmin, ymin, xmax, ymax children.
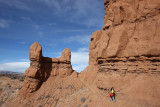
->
<box><xmin>111</xmin><ymin>89</ymin><xmax>114</xmax><ymax>93</ymax></box>
<box><xmin>109</xmin><ymin>93</ymin><xmax>114</xmax><ymax>98</ymax></box>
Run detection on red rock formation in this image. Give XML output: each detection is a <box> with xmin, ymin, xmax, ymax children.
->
<box><xmin>20</xmin><ymin>42</ymin><xmax>73</xmax><ymax>97</ymax></box>
<box><xmin>85</xmin><ymin>0</ymin><xmax>160</xmax><ymax>106</ymax></box>
<box><xmin>89</xmin><ymin>0</ymin><xmax>160</xmax><ymax>74</ymax></box>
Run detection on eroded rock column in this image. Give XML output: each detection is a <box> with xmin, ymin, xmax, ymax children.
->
<box><xmin>20</xmin><ymin>42</ymin><xmax>73</xmax><ymax>97</ymax></box>
<box><xmin>22</xmin><ymin>42</ymin><xmax>43</xmax><ymax>93</ymax></box>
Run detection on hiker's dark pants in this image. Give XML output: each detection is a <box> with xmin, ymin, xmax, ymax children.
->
<box><xmin>111</xmin><ymin>96</ymin><xmax>115</xmax><ymax>101</ymax></box>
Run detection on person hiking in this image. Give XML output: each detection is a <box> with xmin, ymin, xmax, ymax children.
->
<box><xmin>109</xmin><ymin>87</ymin><xmax>115</xmax><ymax>101</ymax></box>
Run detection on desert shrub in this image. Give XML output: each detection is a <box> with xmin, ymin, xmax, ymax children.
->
<box><xmin>89</xmin><ymin>100</ymin><xmax>92</xmax><ymax>102</ymax></box>
<box><xmin>84</xmin><ymin>104</ymin><xmax>88</xmax><ymax>107</ymax></box>
<box><xmin>19</xmin><ymin>77</ymin><xmax>24</xmax><ymax>81</ymax></box>
<box><xmin>36</xmin><ymin>96</ymin><xmax>42</xmax><ymax>100</ymax></box>
<box><xmin>10</xmin><ymin>75</ymin><xmax>17</xmax><ymax>79</ymax></box>
<box><xmin>46</xmin><ymin>102</ymin><xmax>50</xmax><ymax>104</ymax></box>
<box><xmin>57</xmin><ymin>87</ymin><xmax>62</xmax><ymax>89</ymax></box>
<box><xmin>55</xmin><ymin>98</ymin><xmax>59</xmax><ymax>101</ymax></box>
<box><xmin>80</xmin><ymin>97</ymin><xmax>86</xmax><ymax>103</ymax></box>
<box><xmin>0</xmin><ymin>101</ymin><xmax>4</xmax><ymax>106</ymax></box>
<box><xmin>45</xmin><ymin>95</ymin><xmax>50</xmax><ymax>98</ymax></box>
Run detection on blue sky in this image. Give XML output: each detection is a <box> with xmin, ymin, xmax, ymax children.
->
<box><xmin>0</xmin><ymin>0</ymin><xmax>105</xmax><ymax>73</ymax></box>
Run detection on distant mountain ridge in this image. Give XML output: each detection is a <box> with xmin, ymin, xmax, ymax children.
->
<box><xmin>0</xmin><ymin>71</ymin><xmax>25</xmax><ymax>83</ymax></box>
<box><xmin>0</xmin><ymin>71</ymin><xmax>24</xmax><ymax>74</ymax></box>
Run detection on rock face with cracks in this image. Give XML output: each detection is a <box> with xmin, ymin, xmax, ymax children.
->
<box><xmin>90</xmin><ymin>0</ymin><xmax>160</xmax><ymax>60</ymax></box>
<box><xmin>88</xmin><ymin>0</ymin><xmax>160</xmax><ymax>100</ymax></box>
<box><xmin>89</xmin><ymin>0</ymin><xmax>160</xmax><ymax>74</ymax></box>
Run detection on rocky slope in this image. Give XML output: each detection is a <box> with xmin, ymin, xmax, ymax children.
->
<box><xmin>8</xmin><ymin>0</ymin><xmax>160</xmax><ymax>107</ymax></box>
<box><xmin>0</xmin><ymin>76</ymin><xmax>23</xmax><ymax>107</ymax></box>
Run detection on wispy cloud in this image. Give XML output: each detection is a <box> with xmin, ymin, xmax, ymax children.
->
<box><xmin>77</xmin><ymin>47</ymin><xmax>89</xmax><ymax>52</ymax></box>
<box><xmin>0</xmin><ymin>46</ymin><xmax>89</xmax><ymax>73</ymax></box>
<box><xmin>0</xmin><ymin>0</ymin><xmax>32</xmax><ymax>11</ymax></box>
<box><xmin>41</xmin><ymin>0</ymin><xmax>61</xmax><ymax>13</ymax></box>
<box><xmin>68</xmin><ymin>0</ymin><xmax>104</xmax><ymax>27</ymax></box>
<box><xmin>0</xmin><ymin>62</ymin><xmax>30</xmax><ymax>72</ymax></box>
<box><xmin>50</xmin><ymin>29</ymin><xmax>97</xmax><ymax>33</ymax></box>
<box><xmin>78</xmin><ymin>18</ymin><xmax>103</xmax><ymax>28</ymax></box>
<box><xmin>20</xmin><ymin>16</ymin><xmax>43</xmax><ymax>37</ymax></box>
<box><xmin>48</xmin><ymin>22</ymin><xmax>57</xmax><ymax>26</ymax></box>
<box><xmin>21</xmin><ymin>17</ymin><xmax>41</xmax><ymax>29</ymax></box>
<box><xmin>40</xmin><ymin>0</ymin><xmax>72</xmax><ymax>14</ymax></box>
<box><xmin>0</xmin><ymin>18</ymin><xmax>9</xmax><ymax>28</ymax></box>
<box><xmin>40</xmin><ymin>0</ymin><xmax>104</xmax><ymax>27</ymax></box>
<box><xmin>20</xmin><ymin>41</ymin><xmax>26</xmax><ymax>45</ymax></box>
<box><xmin>19</xmin><ymin>59</ymin><xmax>29</xmax><ymax>62</ymax></box>
<box><xmin>65</xmin><ymin>35</ymin><xmax>91</xmax><ymax>44</ymax></box>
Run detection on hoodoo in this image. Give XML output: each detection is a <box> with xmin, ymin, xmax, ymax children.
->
<box><xmin>20</xmin><ymin>42</ymin><xmax>74</xmax><ymax>98</ymax></box>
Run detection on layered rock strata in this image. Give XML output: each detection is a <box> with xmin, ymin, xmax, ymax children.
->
<box><xmin>21</xmin><ymin>42</ymin><xmax>73</xmax><ymax>95</ymax></box>
<box><xmin>98</xmin><ymin>56</ymin><xmax>160</xmax><ymax>74</ymax></box>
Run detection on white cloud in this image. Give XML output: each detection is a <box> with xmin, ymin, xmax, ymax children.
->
<box><xmin>21</xmin><ymin>17</ymin><xmax>41</xmax><ymax>30</ymax></box>
<box><xmin>0</xmin><ymin>62</ymin><xmax>30</xmax><ymax>73</ymax></box>
<box><xmin>79</xmin><ymin>18</ymin><xmax>103</xmax><ymax>28</ymax></box>
<box><xmin>71</xmin><ymin>47</ymin><xmax>89</xmax><ymax>72</ymax></box>
<box><xmin>19</xmin><ymin>59</ymin><xmax>29</xmax><ymax>62</ymax></box>
<box><xmin>20</xmin><ymin>41</ymin><xmax>26</xmax><ymax>45</ymax></box>
<box><xmin>71</xmin><ymin>51</ymin><xmax>89</xmax><ymax>64</ymax></box>
<box><xmin>68</xmin><ymin>0</ymin><xmax>104</xmax><ymax>27</ymax></box>
<box><xmin>0</xmin><ymin>19</ymin><xmax>9</xmax><ymax>28</ymax></box>
<box><xmin>40</xmin><ymin>0</ymin><xmax>62</xmax><ymax>14</ymax></box>
<box><xmin>0</xmin><ymin>47</ymin><xmax>89</xmax><ymax>73</ymax></box>
<box><xmin>50</xmin><ymin>29</ymin><xmax>96</xmax><ymax>33</ymax></box>
<box><xmin>49</xmin><ymin>22</ymin><xmax>57</xmax><ymax>26</ymax></box>
<box><xmin>40</xmin><ymin>0</ymin><xmax>104</xmax><ymax>27</ymax></box>
<box><xmin>77</xmin><ymin>47</ymin><xmax>89</xmax><ymax>52</ymax></box>
<box><xmin>0</xmin><ymin>0</ymin><xmax>32</xmax><ymax>11</ymax></box>
<box><xmin>0</xmin><ymin>0</ymin><xmax>104</xmax><ymax>28</ymax></box>
<box><xmin>65</xmin><ymin>35</ymin><xmax>91</xmax><ymax>44</ymax></box>
<box><xmin>72</xmin><ymin>64</ymin><xmax>88</xmax><ymax>73</ymax></box>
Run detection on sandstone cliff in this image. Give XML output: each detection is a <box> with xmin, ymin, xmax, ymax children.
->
<box><xmin>82</xmin><ymin>0</ymin><xmax>160</xmax><ymax>106</ymax></box>
<box><xmin>89</xmin><ymin>0</ymin><xmax>160</xmax><ymax>74</ymax></box>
